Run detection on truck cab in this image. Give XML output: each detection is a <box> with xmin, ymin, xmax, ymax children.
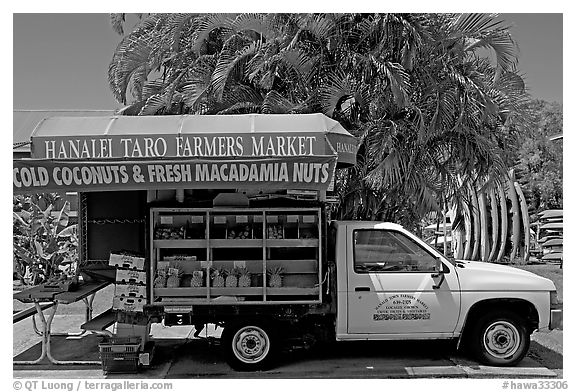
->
<box><xmin>331</xmin><ymin>221</ymin><xmax>560</xmax><ymax>366</ymax></box>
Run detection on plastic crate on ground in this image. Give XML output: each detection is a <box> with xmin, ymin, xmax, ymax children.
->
<box><xmin>98</xmin><ymin>337</ymin><xmax>142</xmax><ymax>374</ymax></box>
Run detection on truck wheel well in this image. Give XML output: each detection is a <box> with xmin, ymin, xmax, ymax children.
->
<box><xmin>461</xmin><ymin>298</ymin><xmax>539</xmax><ymax>341</ymax></box>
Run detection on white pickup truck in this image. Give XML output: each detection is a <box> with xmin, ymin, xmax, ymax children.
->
<box><xmin>148</xmin><ymin>218</ymin><xmax>562</xmax><ymax>371</ymax></box>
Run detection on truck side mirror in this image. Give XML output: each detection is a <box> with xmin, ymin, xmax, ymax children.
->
<box><xmin>432</xmin><ymin>258</ymin><xmax>445</xmax><ymax>289</ymax></box>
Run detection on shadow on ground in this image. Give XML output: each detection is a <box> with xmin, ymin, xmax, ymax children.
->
<box><xmin>13</xmin><ymin>335</ymin><xmax>562</xmax><ymax>378</ymax></box>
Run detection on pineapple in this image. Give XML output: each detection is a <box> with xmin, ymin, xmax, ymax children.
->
<box><xmin>225</xmin><ymin>268</ymin><xmax>239</xmax><ymax>287</ymax></box>
<box><xmin>154</xmin><ymin>268</ymin><xmax>167</xmax><ymax>288</ymax></box>
<box><xmin>267</xmin><ymin>267</ymin><xmax>284</xmax><ymax>288</ymax></box>
<box><xmin>166</xmin><ymin>263</ymin><xmax>183</xmax><ymax>288</ymax></box>
<box><xmin>153</xmin><ymin>274</ymin><xmax>167</xmax><ymax>288</ymax></box>
<box><xmin>237</xmin><ymin>267</ymin><xmax>251</xmax><ymax>288</ymax></box>
<box><xmin>211</xmin><ymin>267</ymin><xmax>225</xmax><ymax>287</ymax></box>
<box><xmin>190</xmin><ymin>270</ymin><xmax>204</xmax><ymax>287</ymax></box>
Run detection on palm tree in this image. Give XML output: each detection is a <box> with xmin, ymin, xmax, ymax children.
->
<box><xmin>107</xmin><ymin>13</ymin><xmax>531</xmax><ymax>227</ymax></box>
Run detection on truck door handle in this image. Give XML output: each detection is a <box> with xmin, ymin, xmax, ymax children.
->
<box><xmin>355</xmin><ymin>287</ymin><xmax>370</xmax><ymax>292</ymax></box>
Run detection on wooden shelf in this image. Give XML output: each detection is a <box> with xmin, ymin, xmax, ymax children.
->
<box><xmin>266</xmin><ymin>239</ymin><xmax>319</xmax><ymax>248</ymax></box>
<box><xmin>154</xmin><ymin>287</ymin><xmax>206</xmax><ymax>297</ymax></box>
<box><xmin>154</xmin><ymin>286</ymin><xmax>318</xmax><ymax>297</ymax></box>
<box><xmin>210</xmin><ymin>287</ymin><xmax>263</xmax><ymax>295</ymax></box>
<box><xmin>210</xmin><ymin>239</ymin><xmax>263</xmax><ymax>248</ymax></box>
<box><xmin>154</xmin><ymin>239</ymin><xmax>207</xmax><ymax>248</ymax></box>
<box><xmin>266</xmin><ymin>287</ymin><xmax>319</xmax><ymax>296</ymax></box>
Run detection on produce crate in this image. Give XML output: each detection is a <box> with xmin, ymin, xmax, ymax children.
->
<box><xmin>99</xmin><ymin>337</ymin><xmax>141</xmax><ymax>374</ymax></box>
<box><xmin>116</xmin><ymin>269</ymin><xmax>147</xmax><ymax>285</ymax></box>
<box><xmin>115</xmin><ymin>284</ymin><xmax>147</xmax><ymax>298</ymax></box>
<box><xmin>109</xmin><ymin>253</ymin><xmax>145</xmax><ymax>271</ymax></box>
<box><xmin>113</xmin><ymin>296</ymin><xmax>145</xmax><ymax>312</ymax></box>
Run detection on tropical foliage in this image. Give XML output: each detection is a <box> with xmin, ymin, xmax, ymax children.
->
<box><xmin>108</xmin><ymin>13</ymin><xmax>532</xmax><ymax>228</ymax></box>
<box><xmin>13</xmin><ymin>193</ymin><xmax>78</xmax><ymax>285</ymax></box>
<box><xmin>513</xmin><ymin>100</ymin><xmax>563</xmax><ymax>214</ymax></box>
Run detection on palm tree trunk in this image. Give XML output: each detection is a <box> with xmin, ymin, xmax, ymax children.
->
<box><xmin>514</xmin><ymin>181</ymin><xmax>531</xmax><ymax>262</ymax></box>
<box><xmin>478</xmin><ymin>190</ymin><xmax>490</xmax><ymax>262</ymax></box>
<box><xmin>507</xmin><ymin>171</ymin><xmax>521</xmax><ymax>261</ymax></box>
<box><xmin>463</xmin><ymin>200</ymin><xmax>472</xmax><ymax>260</ymax></box>
<box><xmin>488</xmin><ymin>187</ymin><xmax>499</xmax><ymax>261</ymax></box>
<box><xmin>454</xmin><ymin>227</ymin><xmax>464</xmax><ymax>259</ymax></box>
<box><xmin>470</xmin><ymin>186</ymin><xmax>481</xmax><ymax>261</ymax></box>
<box><xmin>496</xmin><ymin>180</ymin><xmax>509</xmax><ymax>262</ymax></box>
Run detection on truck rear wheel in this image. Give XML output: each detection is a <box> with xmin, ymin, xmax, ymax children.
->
<box><xmin>222</xmin><ymin>321</ymin><xmax>275</xmax><ymax>371</ymax></box>
<box><xmin>469</xmin><ymin>311</ymin><xmax>529</xmax><ymax>366</ymax></box>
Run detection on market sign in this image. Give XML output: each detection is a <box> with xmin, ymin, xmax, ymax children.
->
<box><xmin>28</xmin><ymin>114</ymin><xmax>358</xmax><ymax>167</ymax></box>
<box><xmin>33</xmin><ymin>133</ymin><xmax>337</xmax><ymax>160</ymax></box>
<box><xmin>13</xmin><ymin>156</ymin><xmax>337</xmax><ymax>193</ymax></box>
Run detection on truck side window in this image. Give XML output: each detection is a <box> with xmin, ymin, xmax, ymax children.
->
<box><xmin>353</xmin><ymin>230</ymin><xmax>437</xmax><ymax>273</ymax></box>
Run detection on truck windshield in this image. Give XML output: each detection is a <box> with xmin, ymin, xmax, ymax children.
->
<box><xmin>353</xmin><ymin>229</ymin><xmax>438</xmax><ymax>273</ymax></box>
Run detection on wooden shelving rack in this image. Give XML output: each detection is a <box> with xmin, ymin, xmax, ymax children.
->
<box><xmin>150</xmin><ymin>207</ymin><xmax>322</xmax><ymax>305</ymax></box>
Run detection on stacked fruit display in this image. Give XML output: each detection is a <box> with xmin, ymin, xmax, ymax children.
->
<box><xmin>299</xmin><ymin>228</ymin><xmax>317</xmax><ymax>239</ymax></box>
<box><xmin>154</xmin><ymin>262</ymin><xmax>185</xmax><ymax>288</ymax></box>
<box><xmin>154</xmin><ymin>226</ymin><xmax>186</xmax><ymax>240</ymax></box>
<box><xmin>267</xmin><ymin>224</ymin><xmax>284</xmax><ymax>239</ymax></box>
<box><xmin>227</xmin><ymin>225</ymin><xmax>252</xmax><ymax>239</ymax></box>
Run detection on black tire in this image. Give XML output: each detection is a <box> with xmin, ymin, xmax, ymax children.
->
<box><xmin>468</xmin><ymin>311</ymin><xmax>530</xmax><ymax>366</ymax></box>
<box><xmin>221</xmin><ymin>321</ymin><xmax>276</xmax><ymax>371</ymax></box>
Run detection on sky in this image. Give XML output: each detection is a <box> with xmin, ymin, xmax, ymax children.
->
<box><xmin>12</xmin><ymin>13</ymin><xmax>563</xmax><ymax>111</ymax></box>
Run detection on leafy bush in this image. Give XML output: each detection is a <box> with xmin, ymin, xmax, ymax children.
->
<box><xmin>13</xmin><ymin>193</ymin><xmax>78</xmax><ymax>285</ymax></box>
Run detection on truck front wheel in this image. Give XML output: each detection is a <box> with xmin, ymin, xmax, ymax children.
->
<box><xmin>470</xmin><ymin>311</ymin><xmax>530</xmax><ymax>366</ymax></box>
<box><xmin>222</xmin><ymin>322</ymin><xmax>275</xmax><ymax>371</ymax></box>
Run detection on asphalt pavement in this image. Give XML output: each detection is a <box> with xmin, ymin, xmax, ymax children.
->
<box><xmin>13</xmin><ymin>285</ymin><xmax>563</xmax><ymax>379</ymax></box>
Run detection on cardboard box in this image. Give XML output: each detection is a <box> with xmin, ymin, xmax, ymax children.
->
<box><xmin>116</xmin><ymin>269</ymin><xmax>147</xmax><ymax>285</ymax></box>
<box><xmin>115</xmin><ymin>284</ymin><xmax>147</xmax><ymax>298</ymax></box>
<box><xmin>109</xmin><ymin>253</ymin><xmax>145</xmax><ymax>271</ymax></box>
<box><xmin>112</xmin><ymin>296</ymin><xmax>145</xmax><ymax>312</ymax></box>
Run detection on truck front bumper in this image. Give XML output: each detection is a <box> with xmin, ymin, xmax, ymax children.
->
<box><xmin>549</xmin><ymin>309</ymin><xmax>563</xmax><ymax>330</ymax></box>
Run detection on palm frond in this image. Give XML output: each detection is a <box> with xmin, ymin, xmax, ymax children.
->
<box><xmin>191</xmin><ymin>14</ymin><xmax>235</xmax><ymax>55</ymax></box>
<box><xmin>181</xmin><ymin>55</ymin><xmax>217</xmax><ymax>109</ymax></box>
<box><xmin>450</xmin><ymin>13</ymin><xmax>519</xmax><ymax>77</ymax></box>
<box><xmin>369</xmin><ymin>57</ymin><xmax>411</xmax><ymax>107</ymax></box>
<box><xmin>211</xmin><ymin>39</ymin><xmax>262</xmax><ymax>100</ymax></box>
<box><xmin>318</xmin><ymin>71</ymin><xmax>353</xmax><ymax>116</ymax></box>
<box><xmin>166</xmin><ymin>13</ymin><xmax>196</xmax><ymax>53</ymax></box>
<box><xmin>450</xmin><ymin>13</ymin><xmax>505</xmax><ymax>35</ymax></box>
<box><xmin>232</xmin><ymin>13</ymin><xmax>273</xmax><ymax>39</ymax></box>
<box><xmin>110</xmin><ymin>13</ymin><xmax>126</xmax><ymax>36</ymax></box>
<box><xmin>297</xmin><ymin>14</ymin><xmax>337</xmax><ymax>44</ymax></box>
<box><xmin>262</xmin><ymin>90</ymin><xmax>296</xmax><ymax>114</ymax></box>
<box><xmin>139</xmin><ymin>94</ymin><xmax>170</xmax><ymax>115</ymax></box>
<box><xmin>108</xmin><ymin>15</ymin><xmax>163</xmax><ymax>103</ymax></box>
<box><xmin>216</xmin><ymin>102</ymin><xmax>261</xmax><ymax>114</ymax></box>
<box><xmin>278</xmin><ymin>49</ymin><xmax>315</xmax><ymax>85</ymax></box>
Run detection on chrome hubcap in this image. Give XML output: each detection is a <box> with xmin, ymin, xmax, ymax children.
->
<box><xmin>232</xmin><ymin>326</ymin><xmax>270</xmax><ymax>364</ymax></box>
<box><xmin>483</xmin><ymin>321</ymin><xmax>520</xmax><ymax>359</ymax></box>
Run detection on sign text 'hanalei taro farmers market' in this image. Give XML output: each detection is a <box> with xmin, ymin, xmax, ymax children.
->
<box><xmin>36</xmin><ymin>134</ymin><xmax>335</xmax><ymax>160</ymax></box>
